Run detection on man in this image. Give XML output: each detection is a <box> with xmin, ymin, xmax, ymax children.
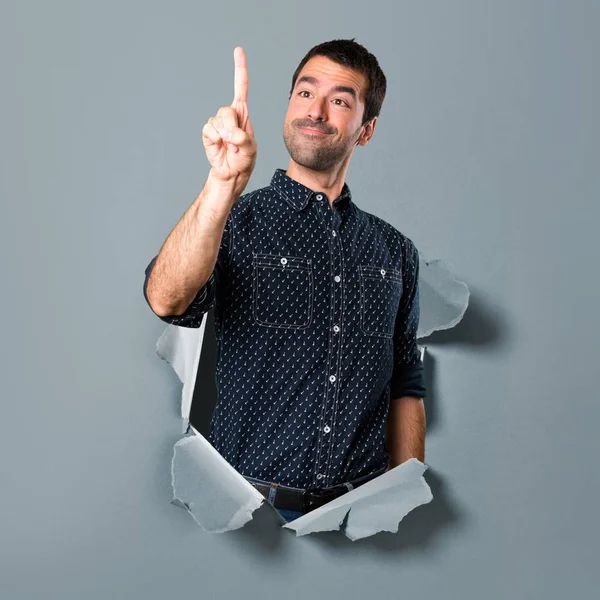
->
<box><xmin>143</xmin><ymin>39</ymin><xmax>426</xmax><ymax>524</ymax></box>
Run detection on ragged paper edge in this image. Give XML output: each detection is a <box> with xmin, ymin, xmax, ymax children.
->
<box><xmin>417</xmin><ymin>255</ymin><xmax>470</xmax><ymax>339</ymax></box>
<box><xmin>170</xmin><ymin>428</ymin><xmax>265</xmax><ymax>532</ymax></box>
<box><xmin>156</xmin><ymin>314</ymin><xmax>208</xmax><ymax>428</ymax></box>
<box><xmin>280</xmin><ymin>458</ymin><xmax>433</xmax><ymax>540</ymax></box>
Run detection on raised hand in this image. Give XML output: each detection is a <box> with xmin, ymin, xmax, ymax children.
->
<box><xmin>202</xmin><ymin>47</ymin><xmax>257</xmax><ymax>184</ymax></box>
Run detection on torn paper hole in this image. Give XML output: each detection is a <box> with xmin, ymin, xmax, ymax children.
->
<box><xmin>155</xmin><ymin>255</ymin><xmax>469</xmax><ymax>538</ymax></box>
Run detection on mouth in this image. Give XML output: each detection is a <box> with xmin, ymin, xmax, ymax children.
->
<box><xmin>299</xmin><ymin>126</ymin><xmax>330</xmax><ymax>136</ymax></box>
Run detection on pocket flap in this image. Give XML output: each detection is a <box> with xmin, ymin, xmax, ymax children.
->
<box><xmin>253</xmin><ymin>253</ymin><xmax>312</xmax><ymax>270</ymax></box>
<box><xmin>359</xmin><ymin>264</ymin><xmax>402</xmax><ymax>283</ymax></box>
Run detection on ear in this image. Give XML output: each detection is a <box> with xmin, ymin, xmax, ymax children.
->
<box><xmin>357</xmin><ymin>117</ymin><xmax>377</xmax><ymax>147</ymax></box>
<box><xmin>365</xmin><ymin>116</ymin><xmax>377</xmax><ymax>142</ymax></box>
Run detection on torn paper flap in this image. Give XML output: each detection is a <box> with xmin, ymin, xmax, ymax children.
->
<box><xmin>156</xmin><ymin>316</ymin><xmax>208</xmax><ymax>426</ymax></box>
<box><xmin>171</xmin><ymin>427</ymin><xmax>265</xmax><ymax>532</ymax></box>
<box><xmin>282</xmin><ymin>458</ymin><xmax>432</xmax><ymax>541</ymax></box>
<box><xmin>417</xmin><ymin>255</ymin><xmax>470</xmax><ymax>338</ymax></box>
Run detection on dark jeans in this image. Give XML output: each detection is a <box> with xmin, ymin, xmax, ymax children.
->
<box><xmin>276</xmin><ymin>508</ymin><xmax>304</xmax><ymax>523</ymax></box>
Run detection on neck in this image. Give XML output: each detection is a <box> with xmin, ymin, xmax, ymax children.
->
<box><xmin>285</xmin><ymin>158</ymin><xmax>351</xmax><ymax>207</ymax></box>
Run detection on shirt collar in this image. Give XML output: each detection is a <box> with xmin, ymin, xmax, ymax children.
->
<box><xmin>270</xmin><ymin>168</ymin><xmax>353</xmax><ymax>212</ymax></box>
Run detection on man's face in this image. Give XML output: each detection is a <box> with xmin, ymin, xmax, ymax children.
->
<box><xmin>283</xmin><ymin>55</ymin><xmax>373</xmax><ymax>172</ymax></box>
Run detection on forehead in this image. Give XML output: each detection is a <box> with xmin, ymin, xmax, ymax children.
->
<box><xmin>295</xmin><ymin>55</ymin><xmax>367</xmax><ymax>98</ymax></box>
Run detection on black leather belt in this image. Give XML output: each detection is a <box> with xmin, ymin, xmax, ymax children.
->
<box><xmin>244</xmin><ymin>465</ymin><xmax>388</xmax><ymax>514</ymax></box>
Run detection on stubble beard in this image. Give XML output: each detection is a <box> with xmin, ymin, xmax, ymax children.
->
<box><xmin>283</xmin><ymin>122</ymin><xmax>359</xmax><ymax>172</ymax></box>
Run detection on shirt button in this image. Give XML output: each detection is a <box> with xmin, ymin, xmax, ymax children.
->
<box><xmin>281</xmin><ymin>257</ymin><xmax>288</xmax><ymax>265</ymax></box>
<box><xmin>334</xmin><ymin>275</ymin><xmax>341</xmax><ymax>282</ymax></box>
<box><xmin>329</xmin><ymin>374</ymin><xmax>336</xmax><ymax>383</ymax></box>
<box><xmin>332</xmin><ymin>230</ymin><xmax>337</xmax><ymax>237</ymax></box>
<box><xmin>380</xmin><ymin>268</ymin><xmax>386</xmax><ymax>276</ymax></box>
<box><xmin>316</xmin><ymin>194</ymin><xmax>323</xmax><ymax>200</ymax></box>
<box><xmin>324</xmin><ymin>425</ymin><xmax>331</xmax><ymax>433</ymax></box>
<box><xmin>316</xmin><ymin>473</ymin><xmax>324</xmax><ymax>479</ymax></box>
<box><xmin>333</xmin><ymin>325</ymin><xmax>340</xmax><ymax>332</ymax></box>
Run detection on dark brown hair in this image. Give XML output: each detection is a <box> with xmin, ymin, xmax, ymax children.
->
<box><xmin>289</xmin><ymin>38</ymin><xmax>387</xmax><ymax>127</ymax></box>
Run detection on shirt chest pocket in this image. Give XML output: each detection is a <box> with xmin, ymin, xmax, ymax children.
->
<box><xmin>358</xmin><ymin>265</ymin><xmax>403</xmax><ymax>338</ymax></box>
<box><xmin>252</xmin><ymin>254</ymin><xmax>314</xmax><ymax>329</ymax></box>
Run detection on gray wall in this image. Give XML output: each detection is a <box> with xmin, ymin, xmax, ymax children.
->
<box><xmin>1</xmin><ymin>0</ymin><xmax>598</xmax><ymax>598</ymax></box>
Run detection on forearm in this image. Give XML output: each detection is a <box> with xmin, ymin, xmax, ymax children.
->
<box><xmin>385</xmin><ymin>396</ymin><xmax>426</xmax><ymax>466</ymax></box>
<box><xmin>146</xmin><ymin>170</ymin><xmax>245</xmax><ymax>316</ymax></box>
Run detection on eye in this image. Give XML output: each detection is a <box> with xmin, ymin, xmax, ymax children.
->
<box><xmin>298</xmin><ymin>91</ymin><xmax>349</xmax><ymax>107</ymax></box>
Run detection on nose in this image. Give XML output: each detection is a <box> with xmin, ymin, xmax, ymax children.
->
<box><xmin>306</xmin><ymin>96</ymin><xmax>327</xmax><ymax>123</ymax></box>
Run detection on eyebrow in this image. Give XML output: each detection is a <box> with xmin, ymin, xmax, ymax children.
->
<box><xmin>295</xmin><ymin>75</ymin><xmax>358</xmax><ymax>101</ymax></box>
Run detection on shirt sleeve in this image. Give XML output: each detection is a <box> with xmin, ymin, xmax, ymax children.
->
<box><xmin>142</xmin><ymin>211</ymin><xmax>233</xmax><ymax>328</ymax></box>
<box><xmin>389</xmin><ymin>238</ymin><xmax>427</xmax><ymax>399</ymax></box>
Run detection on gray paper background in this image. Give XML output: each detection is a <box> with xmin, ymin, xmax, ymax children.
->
<box><xmin>1</xmin><ymin>0</ymin><xmax>598</xmax><ymax>598</ymax></box>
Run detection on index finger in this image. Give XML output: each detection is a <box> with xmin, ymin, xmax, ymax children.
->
<box><xmin>232</xmin><ymin>46</ymin><xmax>248</xmax><ymax>105</ymax></box>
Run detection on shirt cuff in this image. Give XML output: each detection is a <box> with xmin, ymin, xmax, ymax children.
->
<box><xmin>389</xmin><ymin>360</ymin><xmax>426</xmax><ymax>399</ymax></box>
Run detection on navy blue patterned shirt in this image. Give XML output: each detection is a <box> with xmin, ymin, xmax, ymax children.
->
<box><xmin>143</xmin><ymin>168</ymin><xmax>426</xmax><ymax>489</ymax></box>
